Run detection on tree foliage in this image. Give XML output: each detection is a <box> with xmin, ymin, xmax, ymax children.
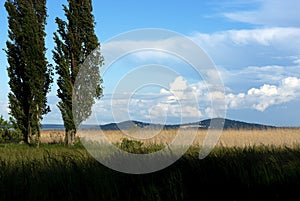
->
<box><xmin>53</xmin><ymin>0</ymin><xmax>103</xmax><ymax>145</ymax></box>
<box><xmin>5</xmin><ymin>0</ymin><xmax>53</xmax><ymax>145</ymax></box>
<box><xmin>0</xmin><ymin>116</ymin><xmax>22</xmax><ymax>143</ymax></box>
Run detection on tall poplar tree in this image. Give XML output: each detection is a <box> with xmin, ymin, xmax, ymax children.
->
<box><xmin>53</xmin><ymin>0</ymin><xmax>103</xmax><ymax>145</ymax></box>
<box><xmin>5</xmin><ymin>0</ymin><xmax>53</xmax><ymax>145</ymax></box>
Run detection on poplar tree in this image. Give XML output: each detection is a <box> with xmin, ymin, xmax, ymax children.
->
<box><xmin>5</xmin><ymin>0</ymin><xmax>53</xmax><ymax>145</ymax></box>
<box><xmin>53</xmin><ymin>0</ymin><xmax>103</xmax><ymax>145</ymax></box>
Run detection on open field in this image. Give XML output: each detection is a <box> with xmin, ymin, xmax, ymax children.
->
<box><xmin>1</xmin><ymin>128</ymin><xmax>300</xmax><ymax>200</ymax></box>
<box><xmin>1</xmin><ymin>143</ymin><xmax>300</xmax><ymax>200</ymax></box>
<box><xmin>41</xmin><ymin>128</ymin><xmax>300</xmax><ymax>148</ymax></box>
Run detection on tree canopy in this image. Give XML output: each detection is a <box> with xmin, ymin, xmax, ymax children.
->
<box><xmin>53</xmin><ymin>0</ymin><xmax>103</xmax><ymax>145</ymax></box>
<box><xmin>5</xmin><ymin>0</ymin><xmax>53</xmax><ymax>145</ymax></box>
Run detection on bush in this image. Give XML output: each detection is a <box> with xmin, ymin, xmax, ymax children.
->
<box><xmin>119</xmin><ymin>138</ymin><xmax>144</xmax><ymax>153</ymax></box>
<box><xmin>0</xmin><ymin>116</ymin><xmax>22</xmax><ymax>143</ymax></box>
<box><xmin>0</xmin><ymin>129</ymin><xmax>23</xmax><ymax>143</ymax></box>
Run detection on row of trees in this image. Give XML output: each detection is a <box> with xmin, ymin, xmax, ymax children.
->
<box><xmin>4</xmin><ymin>0</ymin><xmax>103</xmax><ymax>146</ymax></box>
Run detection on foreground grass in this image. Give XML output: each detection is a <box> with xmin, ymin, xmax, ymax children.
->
<box><xmin>1</xmin><ymin>143</ymin><xmax>300</xmax><ymax>201</ymax></box>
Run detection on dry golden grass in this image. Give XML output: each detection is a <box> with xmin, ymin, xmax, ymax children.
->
<box><xmin>39</xmin><ymin>130</ymin><xmax>65</xmax><ymax>144</ymax></box>
<box><xmin>215</xmin><ymin>128</ymin><xmax>300</xmax><ymax>148</ymax></box>
<box><xmin>40</xmin><ymin>128</ymin><xmax>300</xmax><ymax>148</ymax></box>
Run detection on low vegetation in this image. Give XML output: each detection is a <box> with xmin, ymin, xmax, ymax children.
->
<box><xmin>1</xmin><ymin>131</ymin><xmax>300</xmax><ymax>200</ymax></box>
<box><xmin>0</xmin><ymin>116</ymin><xmax>22</xmax><ymax>143</ymax></box>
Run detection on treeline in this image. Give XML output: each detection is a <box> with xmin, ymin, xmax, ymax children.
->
<box><xmin>2</xmin><ymin>0</ymin><xmax>103</xmax><ymax>146</ymax></box>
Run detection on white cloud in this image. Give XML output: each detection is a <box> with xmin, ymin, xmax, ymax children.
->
<box><xmin>218</xmin><ymin>64</ymin><xmax>300</xmax><ymax>95</ymax></box>
<box><xmin>102</xmin><ymin>36</ymin><xmax>190</xmax><ymax>66</ymax></box>
<box><xmin>282</xmin><ymin>76</ymin><xmax>300</xmax><ymax>88</ymax></box>
<box><xmin>193</xmin><ymin>27</ymin><xmax>300</xmax><ymax>51</ymax></box>
<box><xmin>191</xmin><ymin>28</ymin><xmax>300</xmax><ymax>70</ymax></box>
<box><xmin>45</xmin><ymin>27</ymin><xmax>300</xmax><ymax>124</ymax></box>
<box><xmin>144</xmin><ymin>77</ymin><xmax>205</xmax><ymax>122</ymax></box>
<box><xmin>227</xmin><ymin>28</ymin><xmax>300</xmax><ymax>46</ymax></box>
<box><xmin>89</xmin><ymin>74</ymin><xmax>227</xmax><ymax>124</ymax></box>
<box><xmin>102</xmin><ymin>28</ymin><xmax>300</xmax><ymax>85</ymax></box>
<box><xmin>248</xmin><ymin>84</ymin><xmax>278</xmax><ymax>96</ymax></box>
<box><xmin>169</xmin><ymin>76</ymin><xmax>188</xmax><ymax>99</ymax></box>
<box><xmin>226</xmin><ymin>93</ymin><xmax>245</xmax><ymax>109</ymax></box>
<box><xmin>226</xmin><ymin>77</ymin><xmax>300</xmax><ymax>111</ymax></box>
<box><xmin>82</xmin><ymin>74</ymin><xmax>300</xmax><ymax>125</ymax></box>
<box><xmin>223</xmin><ymin>0</ymin><xmax>300</xmax><ymax>27</ymax></box>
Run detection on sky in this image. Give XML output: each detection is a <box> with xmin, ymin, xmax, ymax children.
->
<box><xmin>1</xmin><ymin>0</ymin><xmax>300</xmax><ymax>126</ymax></box>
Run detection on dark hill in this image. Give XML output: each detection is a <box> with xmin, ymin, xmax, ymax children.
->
<box><xmin>99</xmin><ymin>118</ymin><xmax>274</xmax><ymax>130</ymax></box>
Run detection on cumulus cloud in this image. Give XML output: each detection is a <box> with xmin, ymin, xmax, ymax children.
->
<box><xmin>90</xmin><ymin>74</ymin><xmax>226</xmax><ymax>124</ymax></box>
<box><xmin>226</xmin><ymin>77</ymin><xmax>300</xmax><ymax>111</ymax></box>
<box><xmin>45</xmin><ymin>27</ymin><xmax>300</xmax><ymax>124</ymax></box>
<box><xmin>133</xmin><ymin>76</ymin><xmax>205</xmax><ymax>123</ymax></box>
<box><xmin>169</xmin><ymin>76</ymin><xmax>188</xmax><ymax>99</ymax></box>
<box><xmin>77</xmin><ymin>73</ymin><xmax>300</xmax><ymax>125</ymax></box>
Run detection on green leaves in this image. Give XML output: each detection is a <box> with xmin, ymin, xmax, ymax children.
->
<box><xmin>53</xmin><ymin>0</ymin><xmax>103</xmax><ymax>145</ymax></box>
<box><xmin>4</xmin><ymin>0</ymin><xmax>102</xmax><ymax>145</ymax></box>
<box><xmin>5</xmin><ymin>0</ymin><xmax>53</xmax><ymax>144</ymax></box>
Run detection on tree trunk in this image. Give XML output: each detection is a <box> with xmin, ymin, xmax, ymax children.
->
<box><xmin>24</xmin><ymin>124</ymin><xmax>32</xmax><ymax>145</ymax></box>
<box><xmin>36</xmin><ymin>130</ymin><xmax>40</xmax><ymax>148</ymax></box>
<box><xmin>65</xmin><ymin>129</ymin><xmax>76</xmax><ymax>146</ymax></box>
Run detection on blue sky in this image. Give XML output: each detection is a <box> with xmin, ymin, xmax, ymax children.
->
<box><xmin>1</xmin><ymin>0</ymin><xmax>300</xmax><ymax>126</ymax></box>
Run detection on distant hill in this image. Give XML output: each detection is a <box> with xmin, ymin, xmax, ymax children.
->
<box><xmin>189</xmin><ymin>118</ymin><xmax>274</xmax><ymax>130</ymax></box>
<box><xmin>42</xmin><ymin>118</ymin><xmax>275</xmax><ymax>130</ymax></box>
<box><xmin>100</xmin><ymin>120</ymin><xmax>165</xmax><ymax>130</ymax></box>
<box><xmin>98</xmin><ymin>118</ymin><xmax>275</xmax><ymax>130</ymax></box>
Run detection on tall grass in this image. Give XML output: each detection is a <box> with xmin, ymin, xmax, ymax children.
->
<box><xmin>42</xmin><ymin>128</ymin><xmax>300</xmax><ymax>148</ymax></box>
<box><xmin>1</xmin><ymin>143</ymin><xmax>300</xmax><ymax>200</ymax></box>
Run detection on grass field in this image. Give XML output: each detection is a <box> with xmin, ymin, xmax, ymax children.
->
<box><xmin>1</xmin><ymin>129</ymin><xmax>300</xmax><ymax>201</ymax></box>
<box><xmin>41</xmin><ymin>128</ymin><xmax>300</xmax><ymax>148</ymax></box>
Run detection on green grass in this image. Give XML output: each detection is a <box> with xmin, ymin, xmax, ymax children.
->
<box><xmin>1</xmin><ymin>143</ymin><xmax>300</xmax><ymax>201</ymax></box>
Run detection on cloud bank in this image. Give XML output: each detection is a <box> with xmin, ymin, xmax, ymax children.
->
<box><xmin>89</xmin><ymin>75</ymin><xmax>300</xmax><ymax>125</ymax></box>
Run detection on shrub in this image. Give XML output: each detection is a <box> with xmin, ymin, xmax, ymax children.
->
<box><xmin>119</xmin><ymin>138</ymin><xmax>144</xmax><ymax>153</ymax></box>
<box><xmin>0</xmin><ymin>116</ymin><xmax>22</xmax><ymax>143</ymax></box>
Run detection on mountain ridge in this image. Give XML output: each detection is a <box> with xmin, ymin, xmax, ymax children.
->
<box><xmin>64</xmin><ymin>118</ymin><xmax>275</xmax><ymax>130</ymax></box>
<box><xmin>42</xmin><ymin>118</ymin><xmax>276</xmax><ymax>130</ymax></box>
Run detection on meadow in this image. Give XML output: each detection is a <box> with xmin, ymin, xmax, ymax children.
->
<box><xmin>1</xmin><ymin>128</ymin><xmax>300</xmax><ymax>201</ymax></box>
<box><xmin>41</xmin><ymin>128</ymin><xmax>300</xmax><ymax>148</ymax></box>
